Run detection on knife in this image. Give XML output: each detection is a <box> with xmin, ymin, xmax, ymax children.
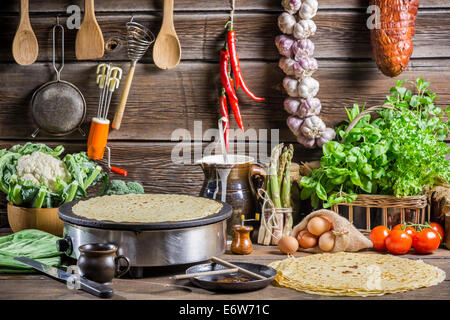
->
<box><xmin>14</xmin><ymin>256</ymin><xmax>114</xmax><ymax>298</ymax></box>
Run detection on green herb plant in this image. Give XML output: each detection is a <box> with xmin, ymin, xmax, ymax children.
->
<box><xmin>300</xmin><ymin>79</ymin><xmax>450</xmax><ymax>208</ymax></box>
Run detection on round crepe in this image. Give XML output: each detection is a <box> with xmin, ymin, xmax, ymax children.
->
<box><xmin>268</xmin><ymin>252</ymin><xmax>446</xmax><ymax>297</ymax></box>
<box><xmin>72</xmin><ymin>194</ymin><xmax>223</xmax><ymax>223</ymax></box>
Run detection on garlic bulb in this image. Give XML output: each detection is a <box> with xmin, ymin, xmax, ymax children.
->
<box><xmin>299</xmin><ymin>0</ymin><xmax>318</xmax><ymax>20</ymax></box>
<box><xmin>298</xmin><ymin>77</ymin><xmax>319</xmax><ymax>99</ymax></box>
<box><xmin>298</xmin><ymin>97</ymin><xmax>321</xmax><ymax>118</ymax></box>
<box><xmin>297</xmin><ymin>133</ymin><xmax>316</xmax><ymax>149</ymax></box>
<box><xmin>293</xmin><ymin>56</ymin><xmax>318</xmax><ymax>79</ymax></box>
<box><xmin>287</xmin><ymin>115</ymin><xmax>304</xmax><ymax>135</ymax></box>
<box><xmin>283</xmin><ymin>77</ymin><xmax>300</xmax><ymax>97</ymax></box>
<box><xmin>284</xmin><ymin>98</ymin><xmax>301</xmax><ymax>114</ymax></box>
<box><xmin>282</xmin><ymin>0</ymin><xmax>302</xmax><ymax>14</ymax></box>
<box><xmin>277</xmin><ymin>0</ymin><xmax>325</xmax><ymax>149</ymax></box>
<box><xmin>279</xmin><ymin>57</ymin><xmax>296</xmax><ymax>76</ymax></box>
<box><xmin>300</xmin><ymin>115</ymin><xmax>326</xmax><ymax>139</ymax></box>
<box><xmin>292</xmin><ymin>39</ymin><xmax>315</xmax><ymax>60</ymax></box>
<box><xmin>278</xmin><ymin>12</ymin><xmax>296</xmax><ymax>34</ymax></box>
<box><xmin>293</xmin><ymin>20</ymin><xmax>317</xmax><ymax>39</ymax></box>
<box><xmin>317</xmin><ymin>127</ymin><xmax>336</xmax><ymax>147</ymax></box>
<box><xmin>275</xmin><ymin>35</ymin><xmax>294</xmax><ymax>58</ymax></box>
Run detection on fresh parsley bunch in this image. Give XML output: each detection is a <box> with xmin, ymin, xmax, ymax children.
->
<box><xmin>301</xmin><ymin>79</ymin><xmax>450</xmax><ymax>208</ymax></box>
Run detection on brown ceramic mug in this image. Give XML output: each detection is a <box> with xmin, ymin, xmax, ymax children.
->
<box><xmin>77</xmin><ymin>243</ymin><xmax>131</xmax><ymax>284</ymax></box>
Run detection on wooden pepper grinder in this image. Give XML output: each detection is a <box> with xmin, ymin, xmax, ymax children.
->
<box><xmin>231</xmin><ymin>214</ymin><xmax>260</xmax><ymax>255</ymax></box>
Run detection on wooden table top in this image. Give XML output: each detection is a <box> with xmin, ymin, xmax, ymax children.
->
<box><xmin>0</xmin><ymin>228</ymin><xmax>449</xmax><ymax>300</ymax></box>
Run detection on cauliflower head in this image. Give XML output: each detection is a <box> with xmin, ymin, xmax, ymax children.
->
<box><xmin>17</xmin><ymin>151</ymin><xmax>71</xmax><ymax>192</ymax></box>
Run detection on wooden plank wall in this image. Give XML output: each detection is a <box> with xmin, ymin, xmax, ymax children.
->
<box><xmin>0</xmin><ymin>0</ymin><xmax>449</xmax><ymax>226</ymax></box>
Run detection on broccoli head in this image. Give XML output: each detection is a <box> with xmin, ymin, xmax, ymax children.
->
<box><xmin>126</xmin><ymin>181</ymin><xmax>144</xmax><ymax>194</ymax></box>
<box><xmin>102</xmin><ymin>179</ymin><xmax>144</xmax><ymax>196</ymax></box>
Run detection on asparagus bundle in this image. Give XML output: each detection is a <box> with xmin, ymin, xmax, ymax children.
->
<box><xmin>258</xmin><ymin>143</ymin><xmax>294</xmax><ymax>245</ymax></box>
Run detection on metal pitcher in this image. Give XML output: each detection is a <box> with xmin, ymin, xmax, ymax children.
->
<box><xmin>197</xmin><ymin>155</ymin><xmax>265</xmax><ymax>238</ymax></box>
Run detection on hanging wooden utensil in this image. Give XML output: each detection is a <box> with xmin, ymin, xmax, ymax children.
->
<box><xmin>76</xmin><ymin>0</ymin><xmax>104</xmax><ymax>60</ymax></box>
<box><xmin>153</xmin><ymin>0</ymin><xmax>181</xmax><ymax>70</ymax></box>
<box><xmin>12</xmin><ymin>0</ymin><xmax>39</xmax><ymax>65</ymax></box>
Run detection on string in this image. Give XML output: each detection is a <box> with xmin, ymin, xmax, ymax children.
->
<box><xmin>230</xmin><ymin>0</ymin><xmax>235</xmax><ymax>29</ymax></box>
<box><xmin>257</xmin><ymin>187</ymin><xmax>281</xmax><ymax>241</ymax></box>
<box><xmin>258</xmin><ymin>186</ymin><xmax>294</xmax><ymax>244</ymax></box>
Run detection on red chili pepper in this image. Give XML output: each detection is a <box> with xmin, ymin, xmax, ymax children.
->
<box><xmin>229</xmin><ymin>77</ymin><xmax>236</xmax><ymax>91</ymax></box>
<box><xmin>228</xmin><ymin>94</ymin><xmax>244</xmax><ymax>131</ymax></box>
<box><xmin>227</xmin><ymin>30</ymin><xmax>240</xmax><ymax>90</ymax></box>
<box><xmin>220</xmin><ymin>49</ymin><xmax>238</xmax><ymax>102</ymax></box>
<box><xmin>220</xmin><ymin>49</ymin><xmax>244</xmax><ymax>131</ymax></box>
<box><xmin>219</xmin><ymin>91</ymin><xmax>229</xmax><ymax>152</ymax></box>
<box><xmin>227</xmin><ymin>30</ymin><xmax>264</xmax><ymax>102</ymax></box>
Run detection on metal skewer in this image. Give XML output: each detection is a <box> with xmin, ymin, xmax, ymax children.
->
<box><xmin>96</xmin><ymin>63</ymin><xmax>111</xmax><ymax>119</ymax></box>
<box><xmin>95</xmin><ymin>63</ymin><xmax>123</xmax><ymax>121</ymax></box>
<box><xmin>103</xmin><ymin>67</ymin><xmax>122</xmax><ymax>119</ymax></box>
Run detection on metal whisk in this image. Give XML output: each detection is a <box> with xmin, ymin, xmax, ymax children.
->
<box><xmin>127</xmin><ymin>20</ymin><xmax>155</xmax><ymax>64</ymax></box>
<box><xmin>112</xmin><ymin>17</ymin><xmax>155</xmax><ymax>130</ymax></box>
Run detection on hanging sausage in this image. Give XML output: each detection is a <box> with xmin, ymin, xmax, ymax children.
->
<box><xmin>369</xmin><ymin>0</ymin><xmax>419</xmax><ymax>77</ymax></box>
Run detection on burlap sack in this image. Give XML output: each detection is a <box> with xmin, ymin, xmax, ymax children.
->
<box><xmin>291</xmin><ymin>209</ymin><xmax>373</xmax><ymax>253</ymax></box>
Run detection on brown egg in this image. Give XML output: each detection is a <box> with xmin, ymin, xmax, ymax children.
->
<box><xmin>297</xmin><ymin>230</ymin><xmax>317</xmax><ymax>249</ymax></box>
<box><xmin>318</xmin><ymin>231</ymin><xmax>336</xmax><ymax>252</ymax></box>
<box><xmin>277</xmin><ymin>236</ymin><xmax>299</xmax><ymax>254</ymax></box>
<box><xmin>320</xmin><ymin>215</ymin><xmax>334</xmax><ymax>229</ymax></box>
<box><xmin>307</xmin><ymin>216</ymin><xmax>332</xmax><ymax>236</ymax></box>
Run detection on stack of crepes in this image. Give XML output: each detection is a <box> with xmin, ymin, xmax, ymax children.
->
<box><xmin>268</xmin><ymin>252</ymin><xmax>446</xmax><ymax>297</ymax></box>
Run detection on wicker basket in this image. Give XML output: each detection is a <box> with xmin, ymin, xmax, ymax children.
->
<box><xmin>331</xmin><ymin>194</ymin><xmax>429</xmax><ymax>232</ymax></box>
<box><xmin>330</xmin><ymin>104</ymin><xmax>429</xmax><ymax>232</ymax></box>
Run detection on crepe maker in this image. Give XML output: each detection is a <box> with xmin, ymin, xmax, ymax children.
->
<box><xmin>56</xmin><ymin>199</ymin><xmax>232</xmax><ymax>278</ymax></box>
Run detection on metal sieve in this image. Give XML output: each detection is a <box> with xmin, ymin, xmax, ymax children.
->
<box><xmin>30</xmin><ymin>18</ymin><xmax>86</xmax><ymax>138</ymax></box>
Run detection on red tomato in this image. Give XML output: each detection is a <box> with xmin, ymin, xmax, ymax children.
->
<box><xmin>412</xmin><ymin>228</ymin><xmax>440</xmax><ymax>254</ymax></box>
<box><xmin>429</xmin><ymin>223</ymin><xmax>444</xmax><ymax>243</ymax></box>
<box><xmin>370</xmin><ymin>226</ymin><xmax>390</xmax><ymax>251</ymax></box>
<box><xmin>392</xmin><ymin>224</ymin><xmax>416</xmax><ymax>238</ymax></box>
<box><xmin>385</xmin><ymin>229</ymin><xmax>412</xmax><ymax>255</ymax></box>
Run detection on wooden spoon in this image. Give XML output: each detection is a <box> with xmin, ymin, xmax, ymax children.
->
<box><xmin>12</xmin><ymin>0</ymin><xmax>39</xmax><ymax>66</ymax></box>
<box><xmin>153</xmin><ymin>0</ymin><xmax>181</xmax><ymax>70</ymax></box>
<box><xmin>76</xmin><ymin>0</ymin><xmax>104</xmax><ymax>60</ymax></box>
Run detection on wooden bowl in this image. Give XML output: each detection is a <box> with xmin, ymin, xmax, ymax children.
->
<box><xmin>7</xmin><ymin>203</ymin><xmax>63</xmax><ymax>236</ymax></box>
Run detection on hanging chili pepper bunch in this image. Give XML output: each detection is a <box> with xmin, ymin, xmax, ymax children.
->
<box><xmin>218</xmin><ymin>12</ymin><xmax>265</xmax><ymax>152</ymax></box>
<box><xmin>276</xmin><ymin>0</ymin><xmax>336</xmax><ymax>149</ymax></box>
